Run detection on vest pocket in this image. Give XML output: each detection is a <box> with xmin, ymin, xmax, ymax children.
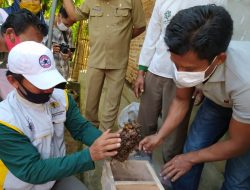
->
<box><xmin>51</xmin><ymin>105</ymin><xmax>66</xmax><ymax>124</ymax></box>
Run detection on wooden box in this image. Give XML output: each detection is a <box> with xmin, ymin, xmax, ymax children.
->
<box><xmin>101</xmin><ymin>160</ymin><xmax>165</xmax><ymax>190</ymax></box>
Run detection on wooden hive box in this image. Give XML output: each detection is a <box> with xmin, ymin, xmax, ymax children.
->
<box><xmin>101</xmin><ymin>160</ymin><xmax>165</xmax><ymax>190</ymax></box>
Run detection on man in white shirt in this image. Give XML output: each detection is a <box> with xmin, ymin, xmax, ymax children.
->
<box><xmin>139</xmin><ymin>5</ymin><xmax>250</xmax><ymax>190</ymax></box>
<box><xmin>134</xmin><ymin>0</ymin><xmax>226</xmax><ymax>163</ymax></box>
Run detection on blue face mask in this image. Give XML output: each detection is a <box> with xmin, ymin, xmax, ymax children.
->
<box><xmin>18</xmin><ymin>82</ymin><xmax>52</xmax><ymax>104</ymax></box>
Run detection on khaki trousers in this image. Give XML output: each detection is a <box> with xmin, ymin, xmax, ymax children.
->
<box><xmin>85</xmin><ymin>67</ymin><xmax>126</xmax><ymax>130</ymax></box>
<box><xmin>137</xmin><ymin>71</ymin><xmax>193</xmax><ymax>162</ymax></box>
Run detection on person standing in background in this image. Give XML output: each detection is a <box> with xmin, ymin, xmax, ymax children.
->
<box><xmin>49</xmin><ymin>6</ymin><xmax>75</xmax><ymax>80</ymax></box>
<box><xmin>63</xmin><ymin>0</ymin><xmax>146</xmax><ymax>130</ymax></box>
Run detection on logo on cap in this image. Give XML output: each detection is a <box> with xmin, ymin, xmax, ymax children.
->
<box><xmin>39</xmin><ymin>55</ymin><xmax>51</xmax><ymax>68</ymax></box>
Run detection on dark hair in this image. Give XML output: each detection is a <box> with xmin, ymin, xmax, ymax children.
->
<box><xmin>6</xmin><ymin>70</ymin><xmax>24</xmax><ymax>82</ymax></box>
<box><xmin>59</xmin><ymin>6</ymin><xmax>69</xmax><ymax>19</ymax></box>
<box><xmin>1</xmin><ymin>9</ymin><xmax>47</xmax><ymax>36</ymax></box>
<box><xmin>164</xmin><ymin>5</ymin><xmax>233</xmax><ymax>62</ymax></box>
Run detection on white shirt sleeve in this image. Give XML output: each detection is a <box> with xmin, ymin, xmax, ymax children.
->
<box><xmin>138</xmin><ymin>0</ymin><xmax>162</xmax><ymax>68</ymax></box>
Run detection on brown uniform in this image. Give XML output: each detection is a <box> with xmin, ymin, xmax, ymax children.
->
<box><xmin>75</xmin><ymin>0</ymin><xmax>146</xmax><ymax>129</ymax></box>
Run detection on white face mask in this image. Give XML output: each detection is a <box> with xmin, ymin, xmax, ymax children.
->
<box><xmin>57</xmin><ymin>22</ymin><xmax>68</xmax><ymax>31</ymax></box>
<box><xmin>173</xmin><ymin>56</ymin><xmax>218</xmax><ymax>88</ymax></box>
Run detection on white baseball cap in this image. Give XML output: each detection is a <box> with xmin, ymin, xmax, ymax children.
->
<box><xmin>7</xmin><ymin>41</ymin><xmax>66</xmax><ymax>90</ymax></box>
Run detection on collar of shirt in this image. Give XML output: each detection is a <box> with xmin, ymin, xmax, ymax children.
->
<box><xmin>207</xmin><ymin>64</ymin><xmax>225</xmax><ymax>82</ymax></box>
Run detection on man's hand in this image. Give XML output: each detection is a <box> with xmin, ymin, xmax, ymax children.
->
<box><xmin>132</xmin><ymin>26</ymin><xmax>146</xmax><ymax>39</ymax></box>
<box><xmin>60</xmin><ymin>51</ymin><xmax>71</xmax><ymax>61</ymax></box>
<box><xmin>138</xmin><ymin>133</ymin><xmax>163</xmax><ymax>152</ymax></box>
<box><xmin>161</xmin><ymin>154</ymin><xmax>194</xmax><ymax>182</ymax></box>
<box><xmin>63</xmin><ymin>0</ymin><xmax>78</xmax><ymax>22</ymax></box>
<box><xmin>89</xmin><ymin>129</ymin><xmax>121</xmax><ymax>161</ymax></box>
<box><xmin>52</xmin><ymin>44</ymin><xmax>60</xmax><ymax>54</ymax></box>
<box><xmin>192</xmin><ymin>88</ymin><xmax>204</xmax><ymax>106</ymax></box>
<box><xmin>134</xmin><ymin>71</ymin><xmax>145</xmax><ymax>98</ymax></box>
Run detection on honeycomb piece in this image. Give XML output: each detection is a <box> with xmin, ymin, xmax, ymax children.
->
<box><xmin>112</xmin><ymin>122</ymin><xmax>142</xmax><ymax>162</ymax></box>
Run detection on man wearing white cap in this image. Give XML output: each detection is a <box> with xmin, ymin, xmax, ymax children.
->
<box><xmin>0</xmin><ymin>41</ymin><xmax>121</xmax><ymax>190</ymax></box>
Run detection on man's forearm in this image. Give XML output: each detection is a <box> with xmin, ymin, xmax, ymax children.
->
<box><xmin>162</xmin><ymin>136</ymin><xmax>249</xmax><ymax>182</ymax></box>
<box><xmin>63</xmin><ymin>0</ymin><xmax>77</xmax><ymax>21</ymax></box>
<box><xmin>0</xmin><ymin>125</ymin><xmax>95</xmax><ymax>184</ymax></box>
<box><xmin>24</xmin><ymin>149</ymin><xmax>94</xmax><ymax>184</ymax></box>
<box><xmin>137</xmin><ymin>70</ymin><xmax>146</xmax><ymax>77</ymax></box>
<box><xmin>157</xmin><ymin>88</ymin><xmax>194</xmax><ymax>142</ymax></box>
<box><xmin>132</xmin><ymin>26</ymin><xmax>146</xmax><ymax>38</ymax></box>
<box><xmin>190</xmin><ymin>119</ymin><xmax>250</xmax><ymax>164</ymax></box>
<box><xmin>188</xmin><ymin>139</ymin><xmax>249</xmax><ymax>166</ymax></box>
<box><xmin>157</xmin><ymin>98</ymin><xmax>190</xmax><ymax>141</ymax></box>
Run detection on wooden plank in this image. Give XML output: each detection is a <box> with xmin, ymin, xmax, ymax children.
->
<box><xmin>145</xmin><ymin>161</ymin><xmax>165</xmax><ymax>190</ymax></box>
<box><xmin>115</xmin><ymin>181</ymin><xmax>156</xmax><ymax>185</ymax></box>
<box><xmin>110</xmin><ymin>160</ymin><xmax>154</xmax><ymax>181</ymax></box>
<box><xmin>104</xmin><ymin>160</ymin><xmax>165</xmax><ymax>190</ymax></box>
<box><xmin>115</xmin><ymin>181</ymin><xmax>159</xmax><ymax>190</ymax></box>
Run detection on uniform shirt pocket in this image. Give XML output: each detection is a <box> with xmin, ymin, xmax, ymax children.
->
<box><xmin>113</xmin><ymin>7</ymin><xmax>131</xmax><ymax>26</ymax></box>
<box><xmin>90</xmin><ymin>9</ymin><xmax>103</xmax><ymax>17</ymax></box>
<box><xmin>89</xmin><ymin>7</ymin><xmax>103</xmax><ymax>28</ymax></box>
<box><xmin>115</xmin><ymin>8</ymin><xmax>130</xmax><ymax>17</ymax></box>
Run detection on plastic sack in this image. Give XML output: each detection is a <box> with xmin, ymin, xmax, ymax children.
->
<box><xmin>117</xmin><ymin>102</ymin><xmax>140</xmax><ymax>128</ymax></box>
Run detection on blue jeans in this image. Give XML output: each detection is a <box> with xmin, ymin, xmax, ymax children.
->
<box><xmin>173</xmin><ymin>98</ymin><xmax>250</xmax><ymax>190</ymax></box>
